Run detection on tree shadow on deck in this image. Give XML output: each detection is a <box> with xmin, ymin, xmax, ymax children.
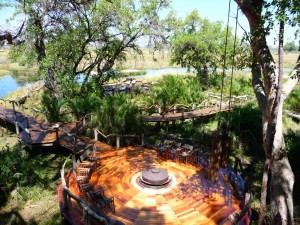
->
<box><xmin>114</xmin><ymin>206</ymin><xmax>167</xmax><ymax>225</ymax></box>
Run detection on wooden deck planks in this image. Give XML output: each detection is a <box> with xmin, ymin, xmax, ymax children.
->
<box><xmin>60</xmin><ymin>146</ymin><xmax>241</xmax><ymax>224</ymax></box>
<box><xmin>0</xmin><ymin>105</ymin><xmax>241</xmax><ymax>224</ymax></box>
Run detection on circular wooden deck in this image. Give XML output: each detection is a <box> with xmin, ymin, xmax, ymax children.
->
<box><xmin>67</xmin><ymin>146</ymin><xmax>240</xmax><ymax>225</ymax></box>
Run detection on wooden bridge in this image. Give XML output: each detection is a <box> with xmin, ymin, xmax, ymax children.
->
<box><xmin>142</xmin><ymin>104</ymin><xmax>231</xmax><ymax>122</ymax></box>
<box><xmin>140</xmin><ymin>93</ymin><xmax>251</xmax><ymax>123</ymax></box>
<box><xmin>0</xmin><ymin>100</ymin><xmax>250</xmax><ymax>225</ymax></box>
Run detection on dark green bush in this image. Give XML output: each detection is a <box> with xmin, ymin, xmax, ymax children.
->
<box><xmin>93</xmin><ymin>93</ymin><xmax>142</xmax><ymax>137</ymax></box>
<box><xmin>146</xmin><ymin>75</ymin><xmax>205</xmax><ymax>110</ymax></box>
<box><xmin>285</xmin><ymin>87</ymin><xmax>300</xmax><ymax>113</ymax></box>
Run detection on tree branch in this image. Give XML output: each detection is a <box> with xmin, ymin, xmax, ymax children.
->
<box><xmin>282</xmin><ymin>54</ymin><xmax>300</xmax><ymax>101</ymax></box>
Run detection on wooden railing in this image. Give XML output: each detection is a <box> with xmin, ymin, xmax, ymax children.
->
<box><xmin>139</xmin><ymin>92</ymin><xmax>252</xmax><ymax>116</ymax></box>
<box><xmin>60</xmin><ymin>154</ymin><xmax>109</xmax><ymax>225</ymax></box>
<box><xmin>93</xmin><ymin>128</ymin><xmax>144</xmax><ymax>149</ymax></box>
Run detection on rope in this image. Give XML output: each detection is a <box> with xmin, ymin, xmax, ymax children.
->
<box><xmin>218</xmin><ymin>0</ymin><xmax>232</xmax><ymax>130</ymax></box>
<box><xmin>227</xmin><ymin>3</ymin><xmax>239</xmax><ymax>130</ymax></box>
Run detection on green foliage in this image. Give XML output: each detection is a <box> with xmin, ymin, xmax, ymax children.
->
<box><xmin>8</xmin><ymin>43</ymin><xmax>37</xmax><ymax>67</ymax></box>
<box><xmin>0</xmin><ymin>145</ymin><xmax>69</xmax><ymax>206</ymax></box>
<box><xmin>285</xmin><ymin>128</ymin><xmax>300</xmax><ymax>204</ymax></box>
<box><xmin>42</xmin><ymin>90</ymin><xmax>67</xmax><ymax>122</ymax></box>
<box><xmin>228</xmin><ymin>75</ymin><xmax>253</xmax><ymax>96</ymax></box>
<box><xmin>284</xmin><ymin>41</ymin><xmax>297</xmax><ymax>52</ymax></box>
<box><xmin>11</xmin><ymin>0</ymin><xmax>171</xmax><ymax>103</ymax></box>
<box><xmin>284</xmin><ymin>87</ymin><xmax>300</xmax><ymax>113</ymax></box>
<box><xmin>93</xmin><ymin>93</ymin><xmax>142</xmax><ymax>136</ymax></box>
<box><xmin>207</xmin><ymin>73</ymin><xmax>223</xmax><ymax>89</ymax></box>
<box><xmin>145</xmin><ymin>75</ymin><xmax>204</xmax><ymax>110</ymax></box>
<box><xmin>263</xmin><ymin>1</ymin><xmax>300</xmax><ymax>40</ymax></box>
<box><xmin>169</xmin><ymin>10</ymin><xmax>251</xmax><ymax>84</ymax></box>
<box><xmin>206</xmin><ymin>72</ymin><xmax>254</xmax><ymax>96</ymax></box>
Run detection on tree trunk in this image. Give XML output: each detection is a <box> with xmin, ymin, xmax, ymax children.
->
<box><xmin>269</xmin><ymin>97</ymin><xmax>294</xmax><ymax>225</ymax></box>
<box><xmin>258</xmin><ymin>156</ymin><xmax>270</xmax><ymax>225</ymax></box>
<box><xmin>234</xmin><ymin>1</ymin><xmax>297</xmax><ymax>224</ymax></box>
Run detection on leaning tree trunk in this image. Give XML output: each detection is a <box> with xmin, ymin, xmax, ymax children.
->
<box><xmin>263</xmin><ymin>97</ymin><xmax>294</xmax><ymax>225</ymax></box>
<box><xmin>234</xmin><ymin>1</ymin><xmax>298</xmax><ymax>224</ymax></box>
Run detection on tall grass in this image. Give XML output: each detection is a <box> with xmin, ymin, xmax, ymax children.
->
<box><xmin>144</xmin><ymin>75</ymin><xmax>205</xmax><ymax>110</ymax></box>
<box><xmin>285</xmin><ymin>87</ymin><xmax>300</xmax><ymax>113</ymax></box>
<box><xmin>92</xmin><ymin>93</ymin><xmax>142</xmax><ymax>141</ymax></box>
<box><xmin>0</xmin><ymin>142</ymin><xmax>70</xmax><ymax>224</ymax></box>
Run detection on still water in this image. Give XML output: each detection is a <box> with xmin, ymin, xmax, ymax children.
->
<box><xmin>0</xmin><ymin>68</ymin><xmax>189</xmax><ymax>98</ymax></box>
<box><xmin>0</xmin><ymin>75</ymin><xmax>27</xmax><ymax>98</ymax></box>
<box><xmin>0</xmin><ymin>67</ymin><xmax>293</xmax><ymax>99</ymax></box>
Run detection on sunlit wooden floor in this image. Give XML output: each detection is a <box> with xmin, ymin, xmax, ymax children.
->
<box><xmin>63</xmin><ymin>146</ymin><xmax>240</xmax><ymax>225</ymax></box>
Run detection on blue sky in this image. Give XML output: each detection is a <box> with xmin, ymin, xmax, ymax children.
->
<box><xmin>169</xmin><ymin>0</ymin><xmax>249</xmax><ymax>39</ymax></box>
<box><xmin>169</xmin><ymin>0</ymin><xmax>297</xmax><ymax>46</ymax></box>
<box><xmin>0</xmin><ymin>0</ymin><xmax>297</xmax><ymax>46</ymax></box>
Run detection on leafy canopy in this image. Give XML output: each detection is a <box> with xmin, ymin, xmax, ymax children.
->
<box><xmin>169</xmin><ymin>9</ymin><xmax>250</xmax><ymax>83</ymax></box>
<box><xmin>9</xmin><ymin>0</ymin><xmax>171</xmax><ymax>119</ymax></box>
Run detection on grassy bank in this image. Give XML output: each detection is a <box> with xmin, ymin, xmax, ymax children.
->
<box><xmin>0</xmin><ymin>48</ymin><xmax>297</xmax><ymax>80</ymax></box>
<box><xmin>0</xmin><ymin>127</ymin><xmax>71</xmax><ymax>224</ymax></box>
<box><xmin>0</xmin><ymin>50</ymin><xmax>37</xmax><ymax>79</ymax></box>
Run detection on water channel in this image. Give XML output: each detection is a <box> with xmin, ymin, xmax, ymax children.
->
<box><xmin>0</xmin><ymin>67</ymin><xmax>293</xmax><ymax>99</ymax></box>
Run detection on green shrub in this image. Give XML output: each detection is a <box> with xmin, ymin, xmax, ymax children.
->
<box><xmin>146</xmin><ymin>75</ymin><xmax>205</xmax><ymax>110</ymax></box>
<box><xmin>93</xmin><ymin>93</ymin><xmax>142</xmax><ymax>138</ymax></box>
<box><xmin>285</xmin><ymin>87</ymin><xmax>300</xmax><ymax>113</ymax></box>
<box><xmin>229</xmin><ymin>75</ymin><xmax>253</xmax><ymax>96</ymax></box>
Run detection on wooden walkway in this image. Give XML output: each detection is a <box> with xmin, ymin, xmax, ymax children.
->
<box><xmin>142</xmin><ymin>105</ymin><xmax>230</xmax><ymax>122</ymax></box>
<box><xmin>0</xmin><ymin>105</ymin><xmax>242</xmax><ymax>224</ymax></box>
<box><xmin>0</xmin><ymin>105</ymin><xmax>114</xmax><ymax>153</ymax></box>
<box><xmin>59</xmin><ymin>146</ymin><xmax>240</xmax><ymax>225</ymax></box>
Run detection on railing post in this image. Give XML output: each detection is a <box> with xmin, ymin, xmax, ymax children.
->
<box><xmin>83</xmin><ymin>116</ymin><xmax>86</xmax><ymax>127</ymax></box>
<box><xmin>15</xmin><ymin>122</ymin><xmax>19</xmax><ymax>135</ymax></box>
<box><xmin>75</xmin><ymin>122</ymin><xmax>79</xmax><ymax>135</ymax></box>
<box><xmin>32</xmin><ymin>109</ymin><xmax>35</xmax><ymax>118</ymax></box>
<box><xmin>45</xmin><ymin>112</ymin><xmax>48</xmax><ymax>122</ymax></box>
<box><xmin>141</xmin><ymin>134</ymin><xmax>144</xmax><ymax>146</ymax></box>
<box><xmin>55</xmin><ymin>127</ymin><xmax>59</xmax><ymax>143</ymax></box>
<box><xmin>93</xmin><ymin>142</ymin><xmax>97</xmax><ymax>152</ymax></box>
<box><xmin>62</xmin><ymin>188</ymin><xmax>69</xmax><ymax>211</ymax></box>
<box><xmin>25</xmin><ymin>116</ymin><xmax>30</xmax><ymax>129</ymax></box>
<box><xmin>116</xmin><ymin>135</ymin><xmax>120</xmax><ymax>149</ymax></box>
<box><xmin>158</xmin><ymin>107</ymin><xmax>161</xmax><ymax>114</ymax></box>
<box><xmin>74</xmin><ymin>135</ymin><xmax>78</xmax><ymax>150</ymax></box>
<box><xmin>173</xmin><ymin>105</ymin><xmax>177</xmax><ymax>114</ymax></box>
<box><xmin>234</xmin><ymin>157</ymin><xmax>239</xmax><ymax>173</ymax></box>
<box><xmin>72</xmin><ymin>154</ymin><xmax>77</xmax><ymax>170</ymax></box>
<box><xmin>94</xmin><ymin>129</ymin><xmax>98</xmax><ymax>141</ymax></box>
<box><xmin>83</xmin><ymin>209</ymin><xmax>90</xmax><ymax>225</ymax></box>
<box><xmin>12</xmin><ymin>101</ymin><xmax>17</xmax><ymax>122</ymax></box>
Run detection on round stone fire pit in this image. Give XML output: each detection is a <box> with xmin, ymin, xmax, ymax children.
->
<box><xmin>139</xmin><ymin>168</ymin><xmax>172</xmax><ymax>189</ymax></box>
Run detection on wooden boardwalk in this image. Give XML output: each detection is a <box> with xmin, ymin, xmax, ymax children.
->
<box><xmin>142</xmin><ymin>105</ymin><xmax>230</xmax><ymax>122</ymax></box>
<box><xmin>59</xmin><ymin>146</ymin><xmax>240</xmax><ymax>225</ymax></box>
<box><xmin>0</xmin><ymin>105</ymin><xmax>241</xmax><ymax>224</ymax></box>
<box><xmin>0</xmin><ymin>105</ymin><xmax>114</xmax><ymax>153</ymax></box>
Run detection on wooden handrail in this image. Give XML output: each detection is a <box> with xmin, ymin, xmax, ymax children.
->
<box><xmin>139</xmin><ymin>93</ymin><xmax>252</xmax><ymax>116</ymax></box>
<box><xmin>60</xmin><ymin>154</ymin><xmax>109</xmax><ymax>225</ymax></box>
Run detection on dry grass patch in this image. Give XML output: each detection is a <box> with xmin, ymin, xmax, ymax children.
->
<box><xmin>116</xmin><ymin>49</ymin><xmax>179</xmax><ymax>70</ymax></box>
<box><xmin>273</xmin><ymin>52</ymin><xmax>299</xmax><ymax>68</ymax></box>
